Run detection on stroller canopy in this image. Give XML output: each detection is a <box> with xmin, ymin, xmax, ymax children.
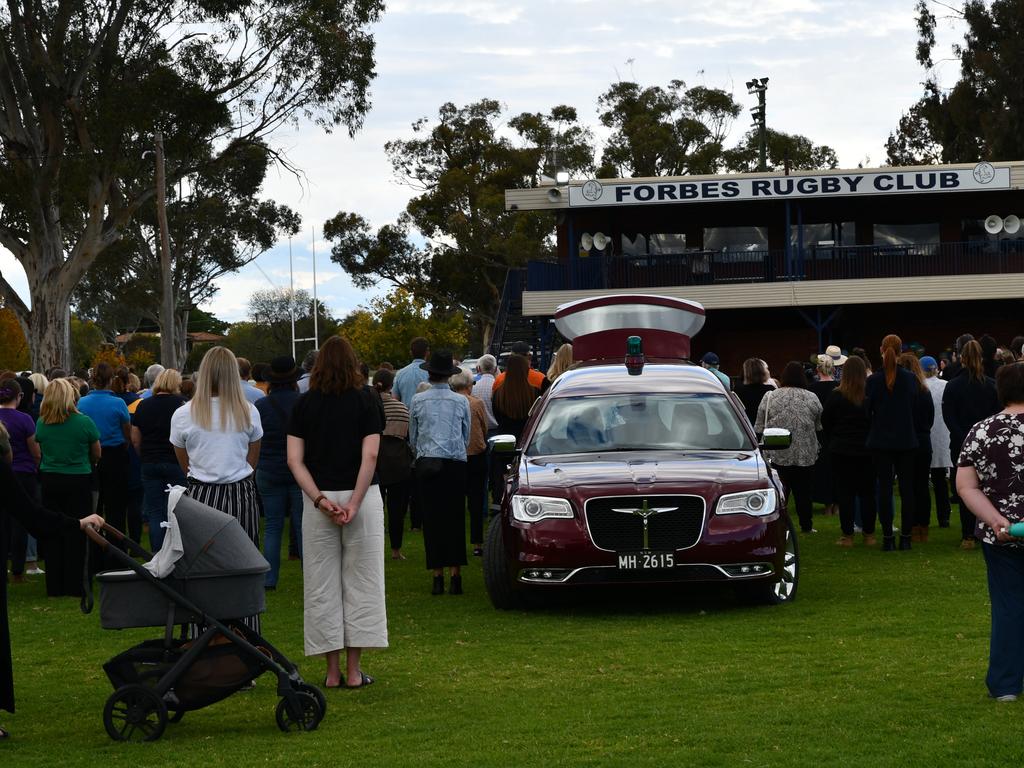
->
<box><xmin>172</xmin><ymin>495</ymin><xmax>269</xmax><ymax>578</ymax></box>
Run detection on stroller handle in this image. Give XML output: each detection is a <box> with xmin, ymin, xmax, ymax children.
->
<box><xmin>84</xmin><ymin>523</ymin><xmax>154</xmax><ymax>560</ymax></box>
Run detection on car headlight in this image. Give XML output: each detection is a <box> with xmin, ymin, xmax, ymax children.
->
<box><xmin>716</xmin><ymin>489</ymin><xmax>777</xmax><ymax>517</ymax></box>
<box><xmin>511</xmin><ymin>495</ymin><xmax>574</xmax><ymax>522</ymax></box>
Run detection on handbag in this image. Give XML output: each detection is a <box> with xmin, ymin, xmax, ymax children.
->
<box><xmin>377</xmin><ymin>435</ymin><xmax>413</xmax><ymax>485</ymax></box>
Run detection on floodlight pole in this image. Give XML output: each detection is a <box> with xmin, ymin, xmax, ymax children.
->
<box><xmin>746</xmin><ymin>77</ymin><xmax>769</xmax><ymax>172</ymax></box>
<box><xmin>289</xmin><ymin>236</ymin><xmax>297</xmax><ymax>360</ymax></box>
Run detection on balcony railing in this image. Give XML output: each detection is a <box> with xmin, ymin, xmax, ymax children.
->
<box><xmin>526</xmin><ymin>241</ymin><xmax>1024</xmax><ymax>292</ymax></box>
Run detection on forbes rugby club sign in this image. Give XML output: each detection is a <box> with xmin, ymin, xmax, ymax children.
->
<box><xmin>568</xmin><ymin>163</ymin><xmax>1011</xmax><ymax>208</ymax></box>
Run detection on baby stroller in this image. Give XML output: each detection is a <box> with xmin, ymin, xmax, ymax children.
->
<box><xmin>82</xmin><ymin>492</ymin><xmax>325</xmax><ymax>742</ymax></box>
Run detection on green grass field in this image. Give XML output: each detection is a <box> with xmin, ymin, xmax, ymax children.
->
<box><xmin>3</xmin><ymin>506</ymin><xmax>1021</xmax><ymax>767</ymax></box>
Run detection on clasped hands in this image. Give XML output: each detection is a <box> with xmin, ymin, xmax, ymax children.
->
<box><xmin>319</xmin><ymin>497</ymin><xmax>358</xmax><ymax>526</ymax></box>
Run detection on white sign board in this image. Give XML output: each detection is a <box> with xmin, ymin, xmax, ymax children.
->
<box><xmin>568</xmin><ymin>163</ymin><xmax>1011</xmax><ymax>208</ymax></box>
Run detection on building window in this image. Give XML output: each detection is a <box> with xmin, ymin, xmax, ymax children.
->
<box><xmin>791</xmin><ymin>222</ymin><xmax>855</xmax><ymax>248</ymax></box>
<box><xmin>703</xmin><ymin>226</ymin><xmax>768</xmax><ymax>253</ymax></box>
<box><xmin>873</xmin><ymin>223</ymin><xmax>939</xmax><ymax>246</ymax></box>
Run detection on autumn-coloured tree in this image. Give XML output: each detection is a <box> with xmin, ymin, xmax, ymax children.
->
<box><xmin>0</xmin><ymin>307</ymin><xmax>30</xmax><ymax>372</ymax></box>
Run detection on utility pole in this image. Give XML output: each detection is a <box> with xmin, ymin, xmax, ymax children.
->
<box><xmin>154</xmin><ymin>132</ymin><xmax>176</xmax><ymax>368</ymax></box>
<box><xmin>746</xmin><ymin>77</ymin><xmax>769</xmax><ymax>172</ymax></box>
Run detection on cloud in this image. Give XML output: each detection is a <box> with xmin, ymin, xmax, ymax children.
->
<box><xmin>389</xmin><ymin>1</ymin><xmax>523</xmax><ymax>25</ymax></box>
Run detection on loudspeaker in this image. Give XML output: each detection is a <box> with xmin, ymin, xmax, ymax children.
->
<box><xmin>592</xmin><ymin>232</ymin><xmax>609</xmax><ymax>250</ymax></box>
<box><xmin>546</xmin><ymin>188</ymin><xmax>562</xmax><ymax>203</ymax></box>
<box><xmin>580</xmin><ymin>233</ymin><xmax>594</xmax><ymax>251</ymax></box>
<box><xmin>1003</xmin><ymin>215</ymin><xmax>1020</xmax><ymax>234</ymax></box>
<box><xmin>985</xmin><ymin>214</ymin><xmax>1004</xmax><ymax>234</ymax></box>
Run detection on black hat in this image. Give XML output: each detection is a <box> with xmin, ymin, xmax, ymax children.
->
<box><xmin>265</xmin><ymin>355</ymin><xmax>302</xmax><ymax>384</ymax></box>
<box><xmin>419</xmin><ymin>350</ymin><xmax>461</xmax><ymax>377</ymax></box>
<box><xmin>511</xmin><ymin>340</ymin><xmax>531</xmax><ymax>356</ymax></box>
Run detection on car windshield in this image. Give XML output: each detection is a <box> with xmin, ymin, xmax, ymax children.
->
<box><xmin>525</xmin><ymin>393</ymin><xmax>755</xmax><ymax>456</ymax></box>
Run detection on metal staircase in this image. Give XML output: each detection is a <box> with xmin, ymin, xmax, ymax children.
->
<box><xmin>488</xmin><ymin>269</ymin><xmax>561</xmax><ymax>372</ymax></box>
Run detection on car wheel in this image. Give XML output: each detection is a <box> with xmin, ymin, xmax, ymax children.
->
<box><xmin>741</xmin><ymin>514</ymin><xmax>799</xmax><ymax>606</ymax></box>
<box><xmin>483</xmin><ymin>516</ymin><xmax>526</xmax><ymax>610</ymax></box>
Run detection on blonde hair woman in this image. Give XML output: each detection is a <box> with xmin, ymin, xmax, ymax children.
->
<box><xmin>170</xmin><ymin>347</ymin><xmax>264</xmax><ymax>631</ymax></box>
<box><xmin>130</xmin><ymin>368</ymin><xmax>186</xmax><ymax>552</ymax></box>
<box><xmin>33</xmin><ymin>379</ymin><xmax>101</xmax><ymax>596</ymax></box>
<box><xmin>545</xmin><ymin>344</ymin><xmax>574</xmax><ymax>388</ymax></box>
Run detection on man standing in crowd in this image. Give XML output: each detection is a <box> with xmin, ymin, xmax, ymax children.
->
<box><xmin>236</xmin><ymin>357</ymin><xmax>265</xmax><ymax>403</ymax></box>
<box><xmin>394</xmin><ymin>337</ymin><xmax>430</xmax><ymax>404</ymax></box>
<box><xmin>297</xmin><ymin>349</ymin><xmax>317</xmax><ymax>393</ymax></box>
<box><xmin>920</xmin><ymin>356</ymin><xmax>953</xmax><ymax>528</ymax></box>
<box><xmin>941</xmin><ymin>334</ymin><xmax>974</xmax><ymax>381</ymax></box>
<box><xmin>472</xmin><ymin>354</ymin><xmax>499</xmax><ymax>432</ymax></box>
<box><xmin>701</xmin><ymin>352</ymin><xmax>731</xmax><ymax>390</ymax></box>
<box><xmin>493</xmin><ymin>341</ymin><xmax>545</xmax><ymax>390</ymax></box>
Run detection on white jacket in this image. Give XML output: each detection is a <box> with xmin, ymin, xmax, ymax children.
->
<box><xmin>926</xmin><ymin>376</ymin><xmax>952</xmax><ymax>468</ymax></box>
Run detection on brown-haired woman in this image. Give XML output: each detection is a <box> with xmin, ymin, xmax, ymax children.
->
<box><xmin>898</xmin><ymin>353</ymin><xmax>936</xmax><ymax>542</ymax></box>
<box><xmin>821</xmin><ymin>356</ymin><xmax>877</xmax><ymax>546</ymax></box>
<box><xmin>492</xmin><ymin>355</ymin><xmax>541</xmax><ymax>442</ymax></box>
<box><xmin>865</xmin><ymin>334</ymin><xmax>920</xmax><ymax>550</ymax></box>
<box><xmin>754</xmin><ymin>361</ymin><xmax>822</xmax><ymax>533</ymax></box>
<box><xmin>287</xmin><ymin>336</ymin><xmax>385</xmax><ymax>689</ymax></box>
<box><xmin>943</xmin><ymin>339</ymin><xmax>1001</xmax><ymax>549</ymax></box>
<box><xmin>734</xmin><ymin>358</ymin><xmax>775</xmax><ymax>425</ymax></box>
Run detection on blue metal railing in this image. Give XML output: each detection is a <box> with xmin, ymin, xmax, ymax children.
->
<box><xmin>488</xmin><ymin>268</ymin><xmax>522</xmax><ymax>358</ymax></box>
<box><xmin>524</xmin><ymin>241</ymin><xmax>1024</xmax><ymax>292</ymax></box>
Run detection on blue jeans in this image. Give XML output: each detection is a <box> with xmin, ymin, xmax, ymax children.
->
<box><xmin>256</xmin><ymin>470</ymin><xmax>303</xmax><ymax>587</ymax></box>
<box><xmin>141</xmin><ymin>462</ymin><xmax>187</xmax><ymax>552</ymax></box>
<box><xmin>982</xmin><ymin>543</ymin><xmax>1024</xmax><ymax>698</ymax></box>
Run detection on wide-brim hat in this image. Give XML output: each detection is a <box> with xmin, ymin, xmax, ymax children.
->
<box><xmin>820</xmin><ymin>345</ymin><xmax>848</xmax><ymax>366</ymax></box>
<box><xmin>265</xmin><ymin>355</ymin><xmax>302</xmax><ymax>383</ymax></box>
<box><xmin>420</xmin><ymin>350</ymin><xmax>461</xmax><ymax>377</ymax></box>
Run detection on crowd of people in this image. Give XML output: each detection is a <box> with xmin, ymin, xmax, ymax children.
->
<box><xmin>3</xmin><ymin>325</ymin><xmax>1024</xmax><ymax>735</ymax></box>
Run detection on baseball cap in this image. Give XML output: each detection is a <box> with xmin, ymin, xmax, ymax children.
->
<box><xmin>701</xmin><ymin>352</ymin><xmax>720</xmax><ymax>366</ymax></box>
<box><xmin>920</xmin><ymin>355</ymin><xmax>938</xmax><ymax>371</ymax></box>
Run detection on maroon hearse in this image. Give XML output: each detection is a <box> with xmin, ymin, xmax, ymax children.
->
<box><xmin>484</xmin><ymin>295</ymin><xmax>798</xmax><ymax>608</ymax></box>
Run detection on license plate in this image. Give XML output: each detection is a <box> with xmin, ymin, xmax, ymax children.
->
<box><xmin>617</xmin><ymin>552</ymin><xmax>675</xmax><ymax>570</ymax></box>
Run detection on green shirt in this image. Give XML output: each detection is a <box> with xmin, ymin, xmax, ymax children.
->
<box><xmin>35</xmin><ymin>412</ymin><xmax>100</xmax><ymax>475</ymax></box>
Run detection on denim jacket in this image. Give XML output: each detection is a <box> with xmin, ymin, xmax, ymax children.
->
<box><xmin>409</xmin><ymin>384</ymin><xmax>471</xmax><ymax>462</ymax></box>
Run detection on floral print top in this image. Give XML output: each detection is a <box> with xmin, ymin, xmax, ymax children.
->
<box><xmin>753</xmin><ymin>387</ymin><xmax>822</xmax><ymax>467</ymax></box>
<box><xmin>957</xmin><ymin>413</ymin><xmax>1024</xmax><ymax>547</ymax></box>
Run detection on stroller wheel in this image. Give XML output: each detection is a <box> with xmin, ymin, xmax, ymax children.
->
<box><xmin>275</xmin><ymin>691</ymin><xmax>323</xmax><ymax>733</ymax></box>
<box><xmin>104</xmin><ymin>684</ymin><xmax>169</xmax><ymax>742</ymax></box>
<box><xmin>295</xmin><ymin>682</ymin><xmax>327</xmax><ymax>716</ymax></box>
<box><xmin>169</xmin><ymin>709</ymin><xmax>186</xmax><ymax>724</ymax></box>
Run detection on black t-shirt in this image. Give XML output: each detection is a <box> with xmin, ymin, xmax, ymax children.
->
<box><xmin>131</xmin><ymin>394</ymin><xmax>186</xmax><ymax>463</ymax></box>
<box><xmin>734</xmin><ymin>383</ymin><xmax>774</xmax><ymax>425</ymax></box>
<box><xmin>288</xmin><ymin>388</ymin><xmax>383</xmax><ymax>491</ymax></box>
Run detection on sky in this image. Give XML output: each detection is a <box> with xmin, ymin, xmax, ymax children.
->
<box><xmin>0</xmin><ymin>0</ymin><xmax>968</xmax><ymax>326</ymax></box>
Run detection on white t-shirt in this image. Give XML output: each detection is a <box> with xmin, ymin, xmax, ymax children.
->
<box><xmin>169</xmin><ymin>399</ymin><xmax>263</xmax><ymax>484</ymax></box>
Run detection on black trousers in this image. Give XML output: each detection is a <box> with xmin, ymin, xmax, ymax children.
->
<box><xmin>774</xmin><ymin>464</ymin><xmax>815</xmax><ymax>532</ymax></box>
<box><xmin>929</xmin><ymin>468</ymin><xmax>952</xmax><ymax>526</ymax></box>
<box><xmin>872</xmin><ymin>450</ymin><xmax>916</xmax><ymax>538</ymax></box>
<box><xmin>3</xmin><ymin>473</ymin><xmax>38</xmax><ymax>576</ymax></box>
<box><xmin>912</xmin><ymin>447</ymin><xmax>933</xmax><ymax>528</ymax></box>
<box><xmin>96</xmin><ymin>444</ymin><xmax>130</xmax><ymax>538</ymax></box>
<box><xmin>418</xmin><ymin>459</ymin><xmax>468</xmax><ymax>570</ymax></box>
<box><xmin>833</xmin><ymin>453</ymin><xmax>877</xmax><ymax>536</ymax></box>
<box><xmin>466</xmin><ymin>453</ymin><xmax>488</xmax><ymax>545</ymax></box>
<box><xmin>381</xmin><ymin>480</ymin><xmax>411</xmax><ymax>551</ymax></box>
<box><xmin>951</xmin><ymin>465</ymin><xmax>978</xmax><ymax>541</ymax></box>
<box><xmin>39</xmin><ymin>472</ymin><xmax>92</xmax><ymax>597</ymax></box>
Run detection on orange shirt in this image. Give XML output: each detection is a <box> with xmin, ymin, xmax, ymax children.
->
<box><xmin>493</xmin><ymin>368</ymin><xmax>546</xmax><ymax>391</ymax></box>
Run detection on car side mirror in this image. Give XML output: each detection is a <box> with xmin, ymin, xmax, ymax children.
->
<box><xmin>488</xmin><ymin>434</ymin><xmax>519</xmax><ymax>454</ymax></box>
<box><xmin>759</xmin><ymin>427</ymin><xmax>792</xmax><ymax>451</ymax></box>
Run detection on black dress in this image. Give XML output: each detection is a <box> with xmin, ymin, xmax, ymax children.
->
<box><xmin>1</xmin><ymin>461</ymin><xmax>82</xmax><ymax>713</ymax></box>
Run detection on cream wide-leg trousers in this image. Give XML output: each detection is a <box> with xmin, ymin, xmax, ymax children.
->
<box><xmin>302</xmin><ymin>486</ymin><xmax>388</xmax><ymax>656</ymax></box>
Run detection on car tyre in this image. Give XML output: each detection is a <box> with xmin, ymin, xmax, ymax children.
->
<box><xmin>483</xmin><ymin>516</ymin><xmax>526</xmax><ymax>610</ymax></box>
<box><xmin>740</xmin><ymin>514</ymin><xmax>799</xmax><ymax>606</ymax></box>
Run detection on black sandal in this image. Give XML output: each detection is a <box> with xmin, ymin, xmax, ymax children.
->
<box><xmin>323</xmin><ymin>676</ymin><xmax>345</xmax><ymax>690</ymax></box>
<box><xmin>343</xmin><ymin>671</ymin><xmax>375</xmax><ymax>690</ymax></box>
<box><xmin>0</xmin><ymin>725</ymin><xmax>9</xmax><ymax>740</ymax></box>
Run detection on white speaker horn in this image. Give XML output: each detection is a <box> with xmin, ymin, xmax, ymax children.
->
<box><xmin>592</xmin><ymin>232</ymin><xmax>609</xmax><ymax>250</ymax></box>
<box><xmin>1003</xmin><ymin>215</ymin><xmax>1021</xmax><ymax>234</ymax></box>
<box><xmin>546</xmin><ymin>187</ymin><xmax>562</xmax><ymax>203</ymax></box>
<box><xmin>985</xmin><ymin>214</ymin><xmax>1004</xmax><ymax>234</ymax></box>
<box><xmin>580</xmin><ymin>233</ymin><xmax>594</xmax><ymax>251</ymax></box>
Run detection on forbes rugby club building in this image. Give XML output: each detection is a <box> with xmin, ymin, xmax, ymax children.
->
<box><xmin>494</xmin><ymin>161</ymin><xmax>1024</xmax><ymax>373</ymax></box>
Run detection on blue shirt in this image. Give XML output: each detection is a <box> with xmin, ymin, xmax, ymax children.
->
<box><xmin>241</xmin><ymin>381</ymin><xmax>265</xmax><ymax>404</ymax></box>
<box><xmin>255</xmin><ymin>388</ymin><xmax>300</xmax><ymax>478</ymax></box>
<box><xmin>409</xmin><ymin>384</ymin><xmax>470</xmax><ymax>462</ymax></box>
<box><xmin>393</xmin><ymin>359</ymin><xmax>429</xmax><ymax>405</ymax></box>
<box><xmin>77</xmin><ymin>389</ymin><xmax>130</xmax><ymax>447</ymax></box>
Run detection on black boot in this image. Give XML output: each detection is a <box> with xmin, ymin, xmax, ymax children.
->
<box><xmin>899</xmin><ymin>534</ymin><xmax>912</xmax><ymax>551</ymax></box>
<box><xmin>431</xmin><ymin>575</ymin><xmax>444</xmax><ymax>595</ymax></box>
<box><xmin>449</xmin><ymin>574</ymin><xmax>463</xmax><ymax>595</ymax></box>
<box><xmin>882</xmin><ymin>536</ymin><xmax>896</xmax><ymax>552</ymax></box>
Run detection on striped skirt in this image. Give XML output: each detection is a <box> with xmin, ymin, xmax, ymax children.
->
<box><xmin>186</xmin><ymin>475</ymin><xmax>263</xmax><ymax>635</ymax></box>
